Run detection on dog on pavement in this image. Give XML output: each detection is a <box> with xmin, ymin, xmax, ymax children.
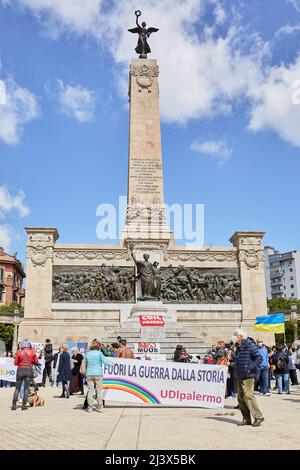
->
<box><xmin>27</xmin><ymin>387</ymin><xmax>45</xmax><ymax>407</ymax></box>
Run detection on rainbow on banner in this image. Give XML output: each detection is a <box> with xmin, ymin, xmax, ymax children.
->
<box><xmin>254</xmin><ymin>314</ymin><xmax>285</xmax><ymax>334</ymax></box>
<box><xmin>102</xmin><ymin>377</ymin><xmax>161</xmax><ymax>404</ymax></box>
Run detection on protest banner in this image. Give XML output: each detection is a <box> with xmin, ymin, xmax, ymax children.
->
<box><xmin>134</xmin><ymin>342</ymin><xmax>160</xmax><ymax>354</ymax></box>
<box><xmin>103</xmin><ymin>358</ymin><xmax>227</xmax><ymax>409</ymax></box>
<box><xmin>139</xmin><ymin>315</ymin><xmax>165</xmax><ymax>327</ymax></box>
<box><xmin>66</xmin><ymin>342</ymin><xmax>88</xmax><ymax>353</ymax></box>
<box><xmin>31</xmin><ymin>342</ymin><xmax>45</xmax><ymax>351</ymax></box>
<box><xmin>0</xmin><ymin>358</ymin><xmax>17</xmax><ymax>382</ymax></box>
<box><xmin>0</xmin><ymin>357</ymin><xmax>44</xmax><ymax>383</ymax></box>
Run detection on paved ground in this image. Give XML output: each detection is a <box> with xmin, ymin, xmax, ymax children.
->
<box><xmin>1</xmin><ymin>385</ymin><xmax>300</xmax><ymax>450</ymax></box>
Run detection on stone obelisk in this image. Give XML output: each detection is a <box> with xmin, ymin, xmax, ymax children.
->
<box><xmin>122</xmin><ymin>58</ymin><xmax>172</xmax><ymax>245</ymax></box>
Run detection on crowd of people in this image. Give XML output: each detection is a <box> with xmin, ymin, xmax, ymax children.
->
<box><xmin>1</xmin><ymin>331</ymin><xmax>299</xmax><ymax>424</ymax></box>
<box><xmin>0</xmin><ymin>335</ymin><xmax>136</xmax><ymax>412</ymax></box>
<box><xmin>203</xmin><ymin>337</ymin><xmax>300</xmax><ymax>398</ymax></box>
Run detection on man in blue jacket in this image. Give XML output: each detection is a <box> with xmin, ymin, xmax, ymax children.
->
<box><xmin>255</xmin><ymin>340</ymin><xmax>271</xmax><ymax>396</ymax></box>
<box><xmin>234</xmin><ymin>328</ymin><xmax>264</xmax><ymax>427</ymax></box>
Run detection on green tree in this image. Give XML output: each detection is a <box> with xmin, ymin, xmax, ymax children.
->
<box><xmin>0</xmin><ymin>324</ymin><xmax>14</xmax><ymax>350</ymax></box>
<box><xmin>268</xmin><ymin>297</ymin><xmax>300</xmax><ymax>312</ymax></box>
<box><xmin>0</xmin><ymin>302</ymin><xmax>24</xmax><ymax>315</ymax></box>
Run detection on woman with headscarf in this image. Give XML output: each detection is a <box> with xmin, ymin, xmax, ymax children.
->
<box><xmin>69</xmin><ymin>347</ymin><xmax>84</xmax><ymax>395</ymax></box>
<box><xmin>11</xmin><ymin>339</ymin><xmax>38</xmax><ymax>410</ymax></box>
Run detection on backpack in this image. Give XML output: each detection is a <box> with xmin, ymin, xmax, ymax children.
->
<box><xmin>276</xmin><ymin>354</ymin><xmax>286</xmax><ymax>371</ymax></box>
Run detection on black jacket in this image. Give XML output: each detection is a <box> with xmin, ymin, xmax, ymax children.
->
<box><xmin>71</xmin><ymin>353</ymin><xmax>83</xmax><ymax>375</ymax></box>
<box><xmin>44</xmin><ymin>343</ymin><xmax>53</xmax><ymax>360</ymax></box>
<box><xmin>273</xmin><ymin>351</ymin><xmax>289</xmax><ymax>374</ymax></box>
<box><xmin>235</xmin><ymin>337</ymin><xmax>262</xmax><ymax>379</ymax></box>
<box><xmin>58</xmin><ymin>352</ymin><xmax>72</xmax><ymax>382</ymax></box>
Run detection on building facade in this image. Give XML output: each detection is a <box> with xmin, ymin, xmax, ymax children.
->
<box><xmin>0</xmin><ymin>247</ymin><xmax>25</xmax><ymax>306</ymax></box>
<box><xmin>264</xmin><ymin>246</ymin><xmax>300</xmax><ymax>299</ymax></box>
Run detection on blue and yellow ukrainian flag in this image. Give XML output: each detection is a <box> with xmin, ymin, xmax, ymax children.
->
<box><xmin>254</xmin><ymin>314</ymin><xmax>285</xmax><ymax>334</ymax></box>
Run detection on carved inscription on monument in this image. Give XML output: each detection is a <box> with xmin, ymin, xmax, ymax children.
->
<box><xmin>130</xmin><ymin>158</ymin><xmax>162</xmax><ymax>199</ymax></box>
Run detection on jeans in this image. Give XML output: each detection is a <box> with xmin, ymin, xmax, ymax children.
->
<box><xmin>87</xmin><ymin>376</ymin><xmax>103</xmax><ymax>410</ymax></box>
<box><xmin>237</xmin><ymin>378</ymin><xmax>263</xmax><ymax>422</ymax></box>
<box><xmin>275</xmin><ymin>373</ymin><xmax>290</xmax><ymax>393</ymax></box>
<box><xmin>12</xmin><ymin>367</ymin><xmax>33</xmax><ymax>406</ymax></box>
<box><xmin>255</xmin><ymin>367</ymin><xmax>270</xmax><ymax>394</ymax></box>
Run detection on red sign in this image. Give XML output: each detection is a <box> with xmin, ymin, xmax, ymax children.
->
<box><xmin>139</xmin><ymin>315</ymin><xmax>165</xmax><ymax>327</ymax></box>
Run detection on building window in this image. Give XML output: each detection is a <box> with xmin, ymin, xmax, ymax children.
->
<box><xmin>291</xmin><ymin>285</ymin><xmax>294</xmax><ymax>289</ymax></box>
<box><xmin>0</xmin><ymin>268</ymin><xmax>3</xmax><ymax>284</ymax></box>
<box><xmin>290</xmin><ymin>277</ymin><xmax>294</xmax><ymax>280</ymax></box>
<box><xmin>0</xmin><ymin>287</ymin><xmax>3</xmax><ymax>301</ymax></box>
<box><xmin>290</xmin><ymin>268</ymin><xmax>293</xmax><ymax>272</ymax></box>
<box><xmin>291</xmin><ymin>293</ymin><xmax>294</xmax><ymax>297</ymax></box>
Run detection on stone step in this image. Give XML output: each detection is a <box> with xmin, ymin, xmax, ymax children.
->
<box><xmin>102</xmin><ymin>341</ymin><xmax>206</xmax><ymax>350</ymax></box>
<box><xmin>105</xmin><ymin>331</ymin><xmax>204</xmax><ymax>338</ymax></box>
<box><xmin>104</xmin><ymin>319</ymin><xmax>211</xmax><ymax>361</ymax></box>
<box><xmin>102</xmin><ymin>335</ymin><xmax>205</xmax><ymax>343</ymax></box>
<box><xmin>112</xmin><ymin>327</ymin><xmax>189</xmax><ymax>333</ymax></box>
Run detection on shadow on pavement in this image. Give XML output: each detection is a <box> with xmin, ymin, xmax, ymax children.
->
<box><xmin>206</xmin><ymin>416</ymin><xmax>238</xmax><ymax>425</ymax></box>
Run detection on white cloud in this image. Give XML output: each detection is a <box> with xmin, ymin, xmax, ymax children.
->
<box><xmin>5</xmin><ymin>0</ymin><xmax>105</xmax><ymax>38</ymax></box>
<box><xmin>190</xmin><ymin>138</ymin><xmax>233</xmax><ymax>163</ymax></box>
<box><xmin>0</xmin><ymin>224</ymin><xmax>13</xmax><ymax>251</ymax></box>
<box><xmin>4</xmin><ymin>0</ymin><xmax>300</xmax><ymax>150</ymax></box>
<box><xmin>5</xmin><ymin>0</ymin><xmax>263</xmax><ymax>123</ymax></box>
<box><xmin>210</xmin><ymin>0</ymin><xmax>226</xmax><ymax>25</ymax></box>
<box><xmin>275</xmin><ymin>23</ymin><xmax>300</xmax><ymax>38</ymax></box>
<box><xmin>57</xmin><ymin>80</ymin><xmax>96</xmax><ymax>122</ymax></box>
<box><xmin>0</xmin><ymin>76</ymin><xmax>39</xmax><ymax>145</ymax></box>
<box><xmin>287</xmin><ymin>0</ymin><xmax>300</xmax><ymax>12</ymax></box>
<box><xmin>0</xmin><ymin>186</ymin><xmax>29</xmax><ymax>251</ymax></box>
<box><xmin>248</xmin><ymin>57</ymin><xmax>300</xmax><ymax>148</ymax></box>
<box><xmin>0</xmin><ymin>186</ymin><xmax>30</xmax><ymax>218</ymax></box>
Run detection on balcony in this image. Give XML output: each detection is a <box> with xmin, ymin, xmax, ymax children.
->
<box><xmin>271</xmin><ymin>288</ymin><xmax>284</xmax><ymax>295</ymax></box>
<box><xmin>270</xmin><ymin>280</ymin><xmax>283</xmax><ymax>287</ymax></box>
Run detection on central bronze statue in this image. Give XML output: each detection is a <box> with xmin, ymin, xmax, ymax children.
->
<box><xmin>129</xmin><ymin>245</ymin><xmax>161</xmax><ymax>300</ymax></box>
<box><xmin>128</xmin><ymin>10</ymin><xmax>159</xmax><ymax>59</ymax></box>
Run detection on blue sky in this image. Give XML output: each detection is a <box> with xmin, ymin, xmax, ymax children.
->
<box><xmin>1</xmin><ymin>0</ymin><xmax>300</xmax><ymax>264</ymax></box>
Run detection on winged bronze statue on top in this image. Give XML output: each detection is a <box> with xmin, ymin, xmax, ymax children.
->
<box><xmin>128</xmin><ymin>10</ymin><xmax>159</xmax><ymax>59</ymax></box>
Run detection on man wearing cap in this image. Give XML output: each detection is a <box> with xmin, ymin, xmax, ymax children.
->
<box><xmin>11</xmin><ymin>339</ymin><xmax>38</xmax><ymax>410</ymax></box>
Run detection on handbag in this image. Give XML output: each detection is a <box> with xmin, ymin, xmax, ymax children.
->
<box><xmin>23</xmin><ymin>351</ymin><xmax>39</xmax><ymax>378</ymax></box>
<box><xmin>79</xmin><ymin>358</ymin><xmax>87</xmax><ymax>376</ymax></box>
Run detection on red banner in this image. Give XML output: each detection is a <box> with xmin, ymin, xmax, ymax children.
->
<box><xmin>139</xmin><ymin>315</ymin><xmax>166</xmax><ymax>327</ymax></box>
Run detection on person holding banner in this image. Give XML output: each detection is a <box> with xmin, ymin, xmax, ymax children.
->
<box><xmin>2</xmin><ymin>351</ymin><xmax>13</xmax><ymax>388</ymax></box>
<box><xmin>11</xmin><ymin>339</ymin><xmax>38</xmax><ymax>411</ymax></box>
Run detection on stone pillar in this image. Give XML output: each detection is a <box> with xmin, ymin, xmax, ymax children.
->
<box><xmin>5</xmin><ymin>274</ymin><xmax>13</xmax><ymax>305</ymax></box>
<box><xmin>24</xmin><ymin>227</ymin><xmax>59</xmax><ymax>319</ymax></box>
<box><xmin>122</xmin><ymin>58</ymin><xmax>172</xmax><ymax>245</ymax></box>
<box><xmin>230</xmin><ymin>232</ymin><xmax>267</xmax><ymax>329</ymax></box>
